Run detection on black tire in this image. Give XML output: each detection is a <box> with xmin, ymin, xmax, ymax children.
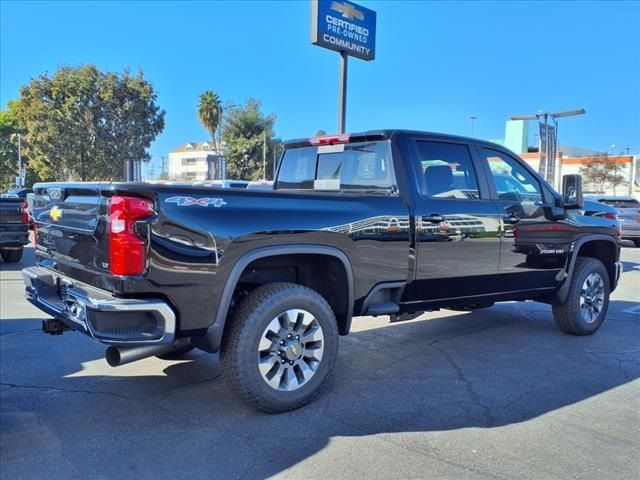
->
<box><xmin>156</xmin><ymin>344</ymin><xmax>195</xmax><ymax>360</ymax></box>
<box><xmin>552</xmin><ymin>257</ymin><xmax>610</xmax><ymax>336</ymax></box>
<box><xmin>633</xmin><ymin>239</ymin><xmax>640</xmax><ymax>248</ymax></box>
<box><xmin>0</xmin><ymin>248</ymin><xmax>23</xmax><ymax>263</ymax></box>
<box><xmin>220</xmin><ymin>282</ymin><xmax>339</xmax><ymax>413</ymax></box>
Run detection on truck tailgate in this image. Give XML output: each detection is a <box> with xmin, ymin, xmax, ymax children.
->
<box><xmin>0</xmin><ymin>197</ymin><xmax>25</xmax><ymax>224</ymax></box>
<box><xmin>32</xmin><ymin>185</ymin><xmax>110</xmax><ymax>273</ymax></box>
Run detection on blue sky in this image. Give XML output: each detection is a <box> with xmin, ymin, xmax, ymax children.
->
<box><xmin>2</xmin><ymin>0</ymin><xmax>639</xmax><ymax>176</ymax></box>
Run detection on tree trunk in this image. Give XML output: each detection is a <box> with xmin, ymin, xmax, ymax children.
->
<box><xmin>80</xmin><ymin>149</ymin><xmax>86</xmax><ymax>181</ymax></box>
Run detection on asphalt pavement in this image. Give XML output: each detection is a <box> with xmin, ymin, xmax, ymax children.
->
<box><xmin>1</xmin><ymin>242</ymin><xmax>639</xmax><ymax>480</ymax></box>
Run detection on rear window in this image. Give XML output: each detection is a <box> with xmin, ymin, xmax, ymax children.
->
<box><xmin>276</xmin><ymin>141</ymin><xmax>395</xmax><ymax>193</ymax></box>
<box><xmin>600</xmin><ymin>199</ymin><xmax>640</xmax><ymax>208</ymax></box>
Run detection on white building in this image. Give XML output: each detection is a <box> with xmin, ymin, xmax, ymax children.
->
<box><xmin>168</xmin><ymin>142</ymin><xmax>225</xmax><ymax>181</ymax></box>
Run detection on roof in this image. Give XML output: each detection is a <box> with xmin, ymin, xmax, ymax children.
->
<box><xmin>284</xmin><ymin>129</ymin><xmax>502</xmax><ymax>150</ymax></box>
<box><xmin>171</xmin><ymin>141</ymin><xmax>218</xmax><ymax>153</ymax></box>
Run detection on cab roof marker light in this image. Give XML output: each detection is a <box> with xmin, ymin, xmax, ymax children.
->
<box><xmin>309</xmin><ymin>134</ymin><xmax>351</xmax><ymax>146</ymax></box>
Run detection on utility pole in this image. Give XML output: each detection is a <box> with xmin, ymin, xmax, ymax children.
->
<box><xmin>469</xmin><ymin>116</ymin><xmax>477</xmax><ymax>137</ymax></box>
<box><xmin>160</xmin><ymin>156</ymin><xmax>167</xmax><ymax>177</ymax></box>
<box><xmin>263</xmin><ymin>130</ymin><xmax>267</xmax><ymax>180</ymax></box>
<box><xmin>17</xmin><ymin>133</ymin><xmax>24</xmax><ymax>187</ymax></box>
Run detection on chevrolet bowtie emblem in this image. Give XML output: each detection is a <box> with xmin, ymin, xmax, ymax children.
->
<box><xmin>330</xmin><ymin>1</ymin><xmax>365</xmax><ymax>20</ymax></box>
<box><xmin>50</xmin><ymin>206</ymin><xmax>62</xmax><ymax>222</ymax></box>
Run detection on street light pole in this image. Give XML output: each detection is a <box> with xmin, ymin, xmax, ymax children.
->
<box><xmin>510</xmin><ymin>108</ymin><xmax>585</xmax><ymax>190</ymax></box>
<box><xmin>217</xmin><ymin>103</ymin><xmax>241</xmax><ymax>181</ymax></box>
<box><xmin>469</xmin><ymin>116</ymin><xmax>477</xmax><ymax>137</ymax></box>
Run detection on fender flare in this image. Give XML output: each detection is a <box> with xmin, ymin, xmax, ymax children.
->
<box><xmin>554</xmin><ymin>234</ymin><xmax>618</xmax><ymax>304</ymax></box>
<box><xmin>197</xmin><ymin>245</ymin><xmax>355</xmax><ymax>353</ymax></box>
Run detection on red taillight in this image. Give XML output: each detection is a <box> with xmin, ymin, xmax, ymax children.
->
<box><xmin>20</xmin><ymin>201</ymin><xmax>29</xmax><ymax>224</ymax></box>
<box><xmin>109</xmin><ymin>196</ymin><xmax>154</xmax><ymax>276</ymax></box>
<box><xmin>603</xmin><ymin>212</ymin><xmax>617</xmax><ymax>220</ymax></box>
<box><xmin>309</xmin><ymin>133</ymin><xmax>351</xmax><ymax>146</ymax></box>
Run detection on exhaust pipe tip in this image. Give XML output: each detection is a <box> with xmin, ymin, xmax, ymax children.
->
<box><xmin>105</xmin><ymin>346</ymin><xmax>121</xmax><ymax>367</ymax></box>
<box><xmin>105</xmin><ymin>343</ymin><xmax>177</xmax><ymax>367</ymax></box>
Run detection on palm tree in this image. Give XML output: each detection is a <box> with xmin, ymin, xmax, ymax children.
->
<box><xmin>197</xmin><ymin>91</ymin><xmax>221</xmax><ymax>148</ymax></box>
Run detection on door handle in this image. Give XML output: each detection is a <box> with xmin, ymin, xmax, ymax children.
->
<box><xmin>502</xmin><ymin>214</ymin><xmax>521</xmax><ymax>225</ymax></box>
<box><xmin>422</xmin><ymin>213</ymin><xmax>445</xmax><ymax>224</ymax></box>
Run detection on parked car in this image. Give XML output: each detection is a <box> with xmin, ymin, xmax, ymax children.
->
<box><xmin>570</xmin><ymin>199</ymin><xmax>620</xmax><ymax>235</ymax></box>
<box><xmin>587</xmin><ymin>196</ymin><xmax>640</xmax><ymax>246</ymax></box>
<box><xmin>1</xmin><ymin>188</ymin><xmax>33</xmax><ymax>201</ymax></box>
<box><xmin>23</xmin><ymin>130</ymin><xmax>622</xmax><ymax>412</ymax></box>
<box><xmin>0</xmin><ymin>196</ymin><xmax>30</xmax><ymax>262</ymax></box>
<box><xmin>207</xmin><ymin>180</ymin><xmax>250</xmax><ymax>189</ymax></box>
<box><xmin>247</xmin><ymin>180</ymin><xmax>274</xmax><ymax>190</ymax></box>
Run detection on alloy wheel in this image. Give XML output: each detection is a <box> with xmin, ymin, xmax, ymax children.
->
<box><xmin>257</xmin><ymin>309</ymin><xmax>325</xmax><ymax>391</ymax></box>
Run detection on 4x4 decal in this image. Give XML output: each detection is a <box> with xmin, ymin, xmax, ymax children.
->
<box><xmin>165</xmin><ymin>196</ymin><xmax>227</xmax><ymax>207</ymax></box>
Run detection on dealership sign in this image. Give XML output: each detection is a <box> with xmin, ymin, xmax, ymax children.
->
<box><xmin>311</xmin><ymin>0</ymin><xmax>376</xmax><ymax>61</ymax></box>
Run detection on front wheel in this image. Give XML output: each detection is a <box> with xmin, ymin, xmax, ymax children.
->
<box><xmin>221</xmin><ymin>282</ymin><xmax>339</xmax><ymax>413</ymax></box>
<box><xmin>552</xmin><ymin>257</ymin><xmax>610</xmax><ymax>335</ymax></box>
<box><xmin>0</xmin><ymin>248</ymin><xmax>23</xmax><ymax>263</ymax></box>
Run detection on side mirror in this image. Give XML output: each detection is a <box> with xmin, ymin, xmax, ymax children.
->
<box><xmin>562</xmin><ymin>174</ymin><xmax>583</xmax><ymax>209</ymax></box>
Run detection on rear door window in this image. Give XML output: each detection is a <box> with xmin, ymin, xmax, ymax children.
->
<box><xmin>414</xmin><ymin>141</ymin><xmax>480</xmax><ymax>199</ymax></box>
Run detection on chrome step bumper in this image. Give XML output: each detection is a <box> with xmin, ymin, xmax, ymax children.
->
<box><xmin>22</xmin><ymin>266</ymin><xmax>176</xmax><ymax>346</ymax></box>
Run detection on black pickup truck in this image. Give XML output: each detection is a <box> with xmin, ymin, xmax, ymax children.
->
<box><xmin>23</xmin><ymin>130</ymin><xmax>622</xmax><ymax>412</ymax></box>
<box><xmin>0</xmin><ymin>196</ymin><xmax>30</xmax><ymax>262</ymax></box>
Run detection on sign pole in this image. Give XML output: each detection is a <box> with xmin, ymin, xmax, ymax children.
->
<box><xmin>337</xmin><ymin>51</ymin><xmax>348</xmax><ymax>134</ymax></box>
<box><xmin>311</xmin><ymin>0</ymin><xmax>376</xmax><ymax>134</ymax></box>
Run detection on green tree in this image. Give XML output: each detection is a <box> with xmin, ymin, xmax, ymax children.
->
<box><xmin>315</xmin><ymin>129</ymin><xmax>327</xmax><ymax>137</ymax></box>
<box><xmin>222</xmin><ymin>98</ymin><xmax>276</xmax><ymax>180</ymax></box>
<box><xmin>0</xmin><ymin>103</ymin><xmax>39</xmax><ymax>190</ymax></box>
<box><xmin>0</xmin><ymin>107</ymin><xmax>22</xmax><ymax>190</ymax></box>
<box><xmin>197</xmin><ymin>90</ymin><xmax>222</xmax><ymax>148</ymax></box>
<box><xmin>13</xmin><ymin>65</ymin><xmax>165</xmax><ymax>181</ymax></box>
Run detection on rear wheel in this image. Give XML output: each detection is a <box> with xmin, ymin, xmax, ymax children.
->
<box><xmin>221</xmin><ymin>282</ymin><xmax>339</xmax><ymax>413</ymax></box>
<box><xmin>552</xmin><ymin>257</ymin><xmax>610</xmax><ymax>335</ymax></box>
<box><xmin>0</xmin><ymin>248</ymin><xmax>23</xmax><ymax>263</ymax></box>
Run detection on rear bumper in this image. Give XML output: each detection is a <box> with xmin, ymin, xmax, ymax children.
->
<box><xmin>0</xmin><ymin>228</ymin><xmax>29</xmax><ymax>248</ymax></box>
<box><xmin>22</xmin><ymin>266</ymin><xmax>176</xmax><ymax>346</ymax></box>
<box><xmin>620</xmin><ymin>227</ymin><xmax>640</xmax><ymax>239</ymax></box>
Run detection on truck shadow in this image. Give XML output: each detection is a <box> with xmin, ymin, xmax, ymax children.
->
<box><xmin>2</xmin><ymin>300</ymin><xmax>637</xmax><ymax>478</ymax></box>
<box><xmin>0</xmin><ymin>245</ymin><xmax>35</xmax><ymax>272</ymax></box>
